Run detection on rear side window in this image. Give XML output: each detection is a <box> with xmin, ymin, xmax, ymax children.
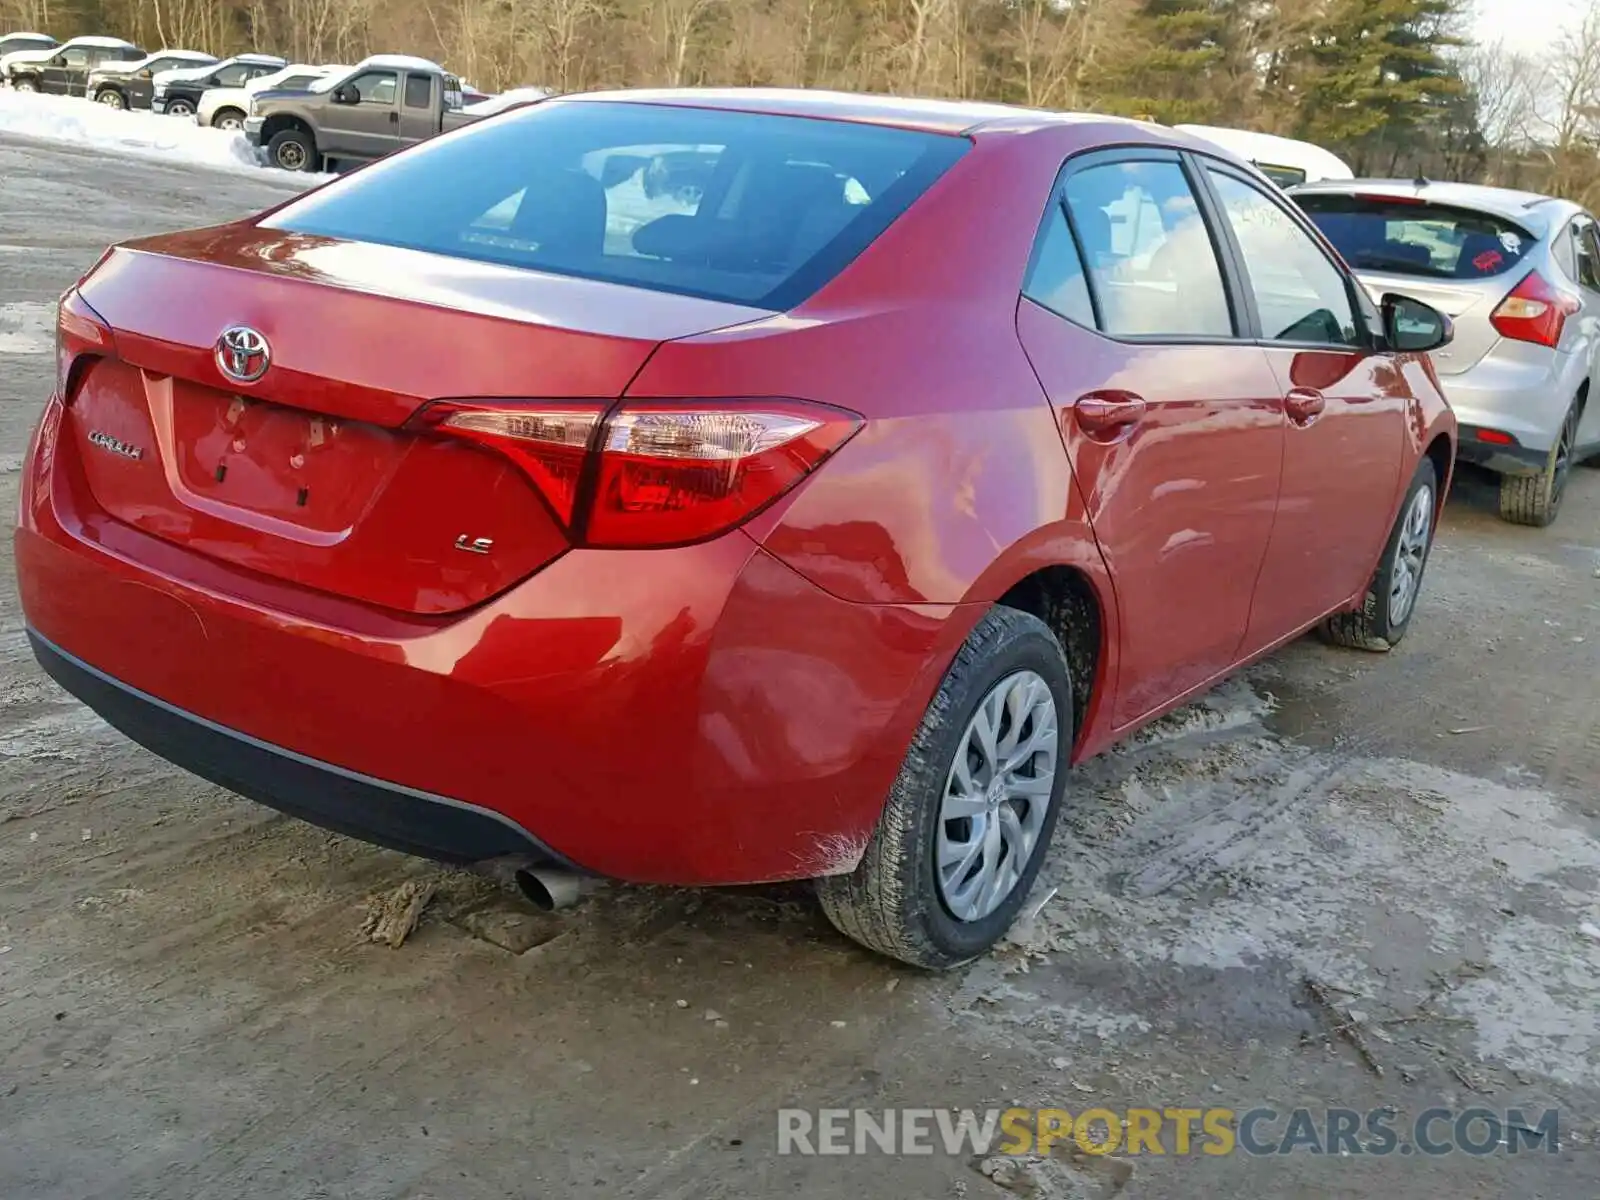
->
<box><xmin>1296</xmin><ymin>194</ymin><xmax>1533</xmax><ymax>281</ymax></box>
<box><xmin>1023</xmin><ymin>201</ymin><xmax>1094</xmax><ymax>327</ymax></box>
<box><xmin>404</xmin><ymin>74</ymin><xmax>432</xmax><ymax>109</ymax></box>
<box><xmin>1061</xmin><ymin>159</ymin><xmax>1233</xmax><ymax>338</ymax></box>
<box><xmin>265</xmin><ymin>101</ymin><xmax>968</xmax><ymax>309</ymax></box>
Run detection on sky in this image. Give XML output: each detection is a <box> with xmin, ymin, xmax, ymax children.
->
<box><xmin>1474</xmin><ymin>0</ymin><xmax>1585</xmax><ymax>54</ymax></box>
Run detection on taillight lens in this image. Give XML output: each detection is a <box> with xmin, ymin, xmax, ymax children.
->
<box><xmin>409</xmin><ymin>398</ymin><xmax>862</xmax><ymax>547</ymax></box>
<box><xmin>409</xmin><ymin>402</ymin><xmax>601</xmax><ymax>524</ymax></box>
<box><xmin>1491</xmin><ymin>270</ymin><xmax>1580</xmax><ymax>348</ymax></box>
<box><xmin>56</xmin><ymin>287</ymin><xmax>114</xmax><ymax>401</ymax></box>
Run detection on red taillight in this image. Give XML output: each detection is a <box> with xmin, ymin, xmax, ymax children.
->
<box><xmin>409</xmin><ymin>402</ymin><xmax>602</xmax><ymax>525</ymax></box>
<box><xmin>1491</xmin><ymin>270</ymin><xmax>1580</xmax><ymax>349</ymax></box>
<box><xmin>56</xmin><ymin>287</ymin><xmax>114</xmax><ymax>401</ymax></box>
<box><xmin>409</xmin><ymin>398</ymin><xmax>862</xmax><ymax>547</ymax></box>
<box><xmin>1475</xmin><ymin>428</ymin><xmax>1517</xmax><ymax>445</ymax></box>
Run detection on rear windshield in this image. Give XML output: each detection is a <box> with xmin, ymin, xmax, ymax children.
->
<box><xmin>1295</xmin><ymin>194</ymin><xmax>1533</xmax><ymax>280</ymax></box>
<box><xmin>264</xmin><ymin>100</ymin><xmax>968</xmax><ymax>309</ymax></box>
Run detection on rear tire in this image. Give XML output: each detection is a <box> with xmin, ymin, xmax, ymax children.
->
<box><xmin>267</xmin><ymin>128</ymin><xmax>317</xmax><ymax>172</ymax></box>
<box><xmin>1321</xmin><ymin>457</ymin><xmax>1438</xmax><ymax>652</ymax></box>
<box><xmin>1499</xmin><ymin>401</ymin><xmax>1579</xmax><ymax>527</ymax></box>
<box><xmin>817</xmin><ymin>607</ymin><xmax>1072</xmax><ymax>970</ymax></box>
<box><xmin>213</xmin><ymin>107</ymin><xmax>246</xmax><ymax>131</ymax></box>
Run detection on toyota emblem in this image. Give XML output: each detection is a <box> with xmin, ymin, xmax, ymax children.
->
<box><xmin>216</xmin><ymin>325</ymin><xmax>271</xmax><ymax>384</ymax></box>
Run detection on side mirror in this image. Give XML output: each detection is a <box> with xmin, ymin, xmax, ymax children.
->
<box><xmin>1382</xmin><ymin>293</ymin><xmax>1453</xmax><ymax>353</ymax></box>
<box><xmin>333</xmin><ymin>84</ymin><xmax>358</xmax><ymax>104</ymax></box>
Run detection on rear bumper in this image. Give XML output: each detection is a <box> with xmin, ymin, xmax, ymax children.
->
<box><xmin>31</xmin><ymin>632</ymin><xmax>563</xmax><ymax>865</ymax></box>
<box><xmin>1454</xmin><ymin>425</ymin><xmax>1550</xmax><ymax>476</ymax></box>
<box><xmin>17</xmin><ymin>398</ymin><xmax>972</xmax><ymax>885</ymax></box>
<box><xmin>1438</xmin><ymin>341</ymin><xmax>1581</xmax><ymax>462</ymax></box>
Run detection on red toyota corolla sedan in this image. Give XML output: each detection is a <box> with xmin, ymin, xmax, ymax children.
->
<box><xmin>16</xmin><ymin>90</ymin><xmax>1457</xmax><ymax>968</ymax></box>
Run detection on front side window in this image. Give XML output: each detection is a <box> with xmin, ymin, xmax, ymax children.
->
<box><xmin>214</xmin><ymin>64</ymin><xmax>250</xmax><ymax>87</ymax></box>
<box><xmin>1061</xmin><ymin>159</ymin><xmax>1233</xmax><ymax>338</ymax></box>
<box><xmin>265</xmin><ymin>100</ymin><xmax>968</xmax><ymax>309</ymax></box>
<box><xmin>61</xmin><ymin>49</ymin><xmax>89</xmax><ymax>68</ymax></box>
<box><xmin>350</xmin><ymin>71</ymin><xmax>397</xmax><ymax>104</ymax></box>
<box><xmin>1207</xmin><ymin>169</ymin><xmax>1361</xmax><ymax>346</ymax></box>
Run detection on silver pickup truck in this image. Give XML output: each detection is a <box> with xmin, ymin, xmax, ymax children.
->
<box><xmin>244</xmin><ymin>55</ymin><xmax>481</xmax><ymax>173</ymax></box>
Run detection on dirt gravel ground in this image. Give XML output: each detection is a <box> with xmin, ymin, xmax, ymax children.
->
<box><xmin>3</xmin><ymin>136</ymin><xmax>1599</xmax><ymax>1199</ymax></box>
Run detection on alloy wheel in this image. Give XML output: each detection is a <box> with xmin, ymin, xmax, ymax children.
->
<box><xmin>276</xmin><ymin>143</ymin><xmax>306</xmax><ymax>170</ymax></box>
<box><xmin>1388</xmin><ymin>483</ymin><xmax>1433</xmax><ymax>626</ymax></box>
<box><xmin>1551</xmin><ymin>406</ymin><xmax>1579</xmax><ymax>508</ymax></box>
<box><xmin>97</xmin><ymin>91</ymin><xmax>123</xmax><ymax>109</ymax></box>
<box><xmin>936</xmin><ymin>670</ymin><xmax>1059</xmax><ymax>923</ymax></box>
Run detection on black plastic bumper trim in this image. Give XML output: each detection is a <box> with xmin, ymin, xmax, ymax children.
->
<box><xmin>28</xmin><ymin>630</ymin><xmax>570</xmax><ymax>867</ymax></box>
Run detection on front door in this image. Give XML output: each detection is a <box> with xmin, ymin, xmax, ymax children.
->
<box><xmin>1014</xmin><ymin>149</ymin><xmax>1286</xmax><ymax>727</ymax></box>
<box><xmin>1198</xmin><ymin>163</ymin><xmax>1410</xmax><ymax>649</ymax></box>
<box><xmin>322</xmin><ymin>69</ymin><xmax>401</xmax><ymax>160</ymax></box>
<box><xmin>41</xmin><ymin>47</ymin><xmax>84</xmax><ymax>94</ymax></box>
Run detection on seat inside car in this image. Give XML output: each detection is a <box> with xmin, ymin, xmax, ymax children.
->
<box><xmin>507</xmin><ymin>168</ymin><xmax>608</xmax><ymax>264</ymax></box>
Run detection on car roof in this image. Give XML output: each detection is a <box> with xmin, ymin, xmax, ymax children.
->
<box><xmin>355</xmin><ymin>53</ymin><xmax>445</xmax><ymax>73</ymax></box>
<box><xmin>62</xmin><ymin>36</ymin><xmax>140</xmax><ymax>49</ymax></box>
<box><xmin>2</xmin><ymin>32</ymin><xmax>55</xmax><ymax>41</ymax></box>
<box><xmin>1176</xmin><ymin>124</ymin><xmax>1354</xmax><ymax>179</ymax></box>
<box><xmin>557</xmin><ymin>87</ymin><xmax>1153</xmax><ymax>137</ymax></box>
<box><xmin>1291</xmin><ymin>178</ymin><xmax>1577</xmax><ymax>233</ymax></box>
<box><xmin>231</xmin><ymin>52</ymin><xmax>288</xmax><ymax>65</ymax></box>
<box><xmin>137</xmin><ymin>49</ymin><xmax>215</xmax><ymax>64</ymax></box>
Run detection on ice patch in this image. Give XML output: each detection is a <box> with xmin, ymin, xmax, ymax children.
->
<box><xmin>0</xmin><ymin>300</ymin><xmax>54</xmax><ymax>355</ymax></box>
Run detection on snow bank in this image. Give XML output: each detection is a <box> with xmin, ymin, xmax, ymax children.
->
<box><xmin>0</xmin><ymin>89</ymin><xmax>317</xmax><ymax>181</ymax></box>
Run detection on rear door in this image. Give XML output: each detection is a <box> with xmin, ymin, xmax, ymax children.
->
<box><xmin>1200</xmin><ymin>162</ymin><xmax>1409</xmax><ymax>645</ymax></box>
<box><xmin>398</xmin><ymin>71</ymin><xmax>437</xmax><ymax>144</ymax></box>
<box><xmin>1014</xmin><ymin>148</ymin><xmax>1286</xmax><ymax>727</ymax></box>
<box><xmin>322</xmin><ymin>69</ymin><xmax>401</xmax><ymax>159</ymax></box>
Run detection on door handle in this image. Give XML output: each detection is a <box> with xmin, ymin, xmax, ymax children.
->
<box><xmin>388</xmin><ymin>111</ymin><xmax>399</xmax><ymax>125</ymax></box>
<box><xmin>1074</xmin><ymin>392</ymin><xmax>1147</xmax><ymax>438</ymax></box>
<box><xmin>1285</xmin><ymin>388</ymin><xmax>1326</xmax><ymax>423</ymax></box>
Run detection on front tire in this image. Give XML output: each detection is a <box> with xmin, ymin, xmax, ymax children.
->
<box><xmin>1499</xmin><ymin>401</ymin><xmax>1580</xmax><ymax>526</ymax></box>
<box><xmin>1322</xmin><ymin>457</ymin><xmax>1438</xmax><ymax>652</ymax></box>
<box><xmin>13</xmin><ymin>79</ymin><xmax>37</xmax><ymax>93</ymax></box>
<box><xmin>213</xmin><ymin>107</ymin><xmax>246</xmax><ymax>131</ymax></box>
<box><xmin>95</xmin><ymin>88</ymin><xmax>125</xmax><ymax>109</ymax></box>
<box><xmin>817</xmin><ymin>606</ymin><xmax>1072</xmax><ymax>970</ymax></box>
<box><xmin>165</xmin><ymin>97</ymin><xmax>195</xmax><ymax>117</ymax></box>
<box><xmin>267</xmin><ymin>128</ymin><xmax>317</xmax><ymax>172</ymax></box>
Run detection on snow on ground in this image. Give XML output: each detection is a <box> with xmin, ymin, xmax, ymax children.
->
<box><xmin>0</xmin><ymin>89</ymin><xmax>317</xmax><ymax>181</ymax></box>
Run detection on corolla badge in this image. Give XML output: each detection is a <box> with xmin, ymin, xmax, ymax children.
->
<box><xmin>216</xmin><ymin>325</ymin><xmax>271</xmax><ymax>383</ymax></box>
<box><xmin>87</xmin><ymin>430</ymin><xmax>144</xmax><ymax>460</ymax></box>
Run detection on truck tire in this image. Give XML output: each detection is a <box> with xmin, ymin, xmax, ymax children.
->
<box><xmin>267</xmin><ymin>128</ymin><xmax>317</xmax><ymax>173</ymax></box>
<box><xmin>165</xmin><ymin>97</ymin><xmax>195</xmax><ymax>117</ymax></box>
<box><xmin>213</xmin><ymin>107</ymin><xmax>246</xmax><ymax>131</ymax></box>
<box><xmin>13</xmin><ymin>78</ymin><xmax>37</xmax><ymax>93</ymax></box>
<box><xmin>817</xmin><ymin>606</ymin><xmax>1072</xmax><ymax>970</ymax></box>
<box><xmin>95</xmin><ymin>87</ymin><xmax>126</xmax><ymax>109</ymax></box>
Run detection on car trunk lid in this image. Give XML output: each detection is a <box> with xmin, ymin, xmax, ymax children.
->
<box><xmin>1350</xmin><ymin>270</ymin><xmax>1508</xmax><ymax>375</ymax></box>
<box><xmin>66</xmin><ymin>228</ymin><xmax>769</xmax><ymax>614</ymax></box>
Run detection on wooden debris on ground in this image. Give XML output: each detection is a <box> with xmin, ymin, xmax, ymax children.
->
<box><xmin>362</xmin><ymin>880</ymin><xmax>437</xmax><ymax>948</ymax></box>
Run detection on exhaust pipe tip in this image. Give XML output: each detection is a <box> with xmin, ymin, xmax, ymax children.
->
<box><xmin>514</xmin><ymin>865</ymin><xmax>582</xmax><ymax>912</ymax></box>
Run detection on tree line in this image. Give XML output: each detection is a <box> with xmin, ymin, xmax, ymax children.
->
<box><xmin>8</xmin><ymin>0</ymin><xmax>1600</xmax><ymax>205</ymax></box>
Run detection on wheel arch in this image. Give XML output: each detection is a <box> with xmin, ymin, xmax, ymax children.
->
<box><xmin>261</xmin><ymin>112</ymin><xmax>316</xmax><ymax>147</ymax></box>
